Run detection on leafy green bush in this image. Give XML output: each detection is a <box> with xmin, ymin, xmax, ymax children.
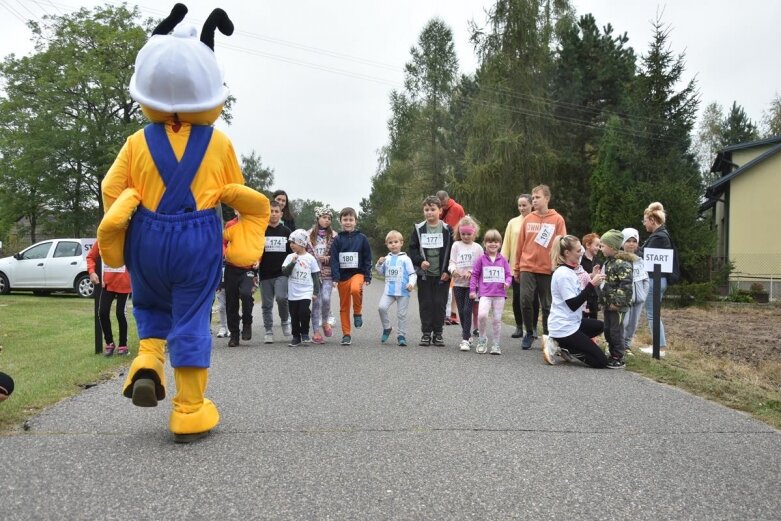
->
<box><xmin>664</xmin><ymin>282</ymin><xmax>716</xmax><ymax>307</ymax></box>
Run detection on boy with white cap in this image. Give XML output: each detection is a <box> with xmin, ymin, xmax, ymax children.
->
<box><xmin>281</xmin><ymin>229</ymin><xmax>321</xmax><ymax>347</ymax></box>
<box><xmin>621</xmin><ymin>228</ymin><xmax>649</xmax><ymax>352</ymax></box>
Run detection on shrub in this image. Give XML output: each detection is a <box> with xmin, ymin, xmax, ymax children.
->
<box><xmin>665</xmin><ymin>282</ymin><xmax>716</xmax><ymax>307</ymax></box>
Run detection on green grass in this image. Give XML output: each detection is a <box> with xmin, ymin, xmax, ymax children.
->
<box><xmin>0</xmin><ymin>294</ymin><xmax>136</xmax><ymax>432</ymax></box>
<box><xmin>501</xmin><ymin>287</ymin><xmax>781</xmax><ymax>430</ymax></box>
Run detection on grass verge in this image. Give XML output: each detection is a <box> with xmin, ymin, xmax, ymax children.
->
<box><xmin>502</xmin><ymin>288</ymin><xmax>781</xmax><ymax>430</ymax></box>
<box><xmin>0</xmin><ymin>294</ymin><xmax>136</xmax><ymax>432</ymax></box>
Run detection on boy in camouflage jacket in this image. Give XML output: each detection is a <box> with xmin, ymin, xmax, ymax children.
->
<box><xmin>599</xmin><ymin>229</ymin><xmax>636</xmax><ymax>368</ymax></box>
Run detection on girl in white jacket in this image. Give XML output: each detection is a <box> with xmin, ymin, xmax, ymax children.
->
<box><xmin>621</xmin><ymin>228</ymin><xmax>649</xmax><ymax>350</ymax></box>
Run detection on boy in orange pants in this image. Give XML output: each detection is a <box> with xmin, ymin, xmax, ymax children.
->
<box><xmin>330</xmin><ymin>207</ymin><xmax>372</xmax><ymax>345</ymax></box>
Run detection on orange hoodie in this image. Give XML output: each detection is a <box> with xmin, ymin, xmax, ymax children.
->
<box><xmin>86</xmin><ymin>242</ymin><xmax>132</xmax><ymax>294</ymax></box>
<box><xmin>513</xmin><ymin>209</ymin><xmax>567</xmax><ymax>275</ymax></box>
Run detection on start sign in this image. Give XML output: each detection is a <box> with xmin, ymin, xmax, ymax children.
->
<box><xmin>644</xmin><ymin>247</ymin><xmax>674</xmax><ymax>274</ymax></box>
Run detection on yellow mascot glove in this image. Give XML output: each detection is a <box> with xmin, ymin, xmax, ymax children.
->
<box><xmin>221</xmin><ymin>184</ymin><xmax>270</xmax><ymax>267</ymax></box>
<box><xmin>97</xmin><ymin>188</ymin><xmax>141</xmax><ymax>268</ymax></box>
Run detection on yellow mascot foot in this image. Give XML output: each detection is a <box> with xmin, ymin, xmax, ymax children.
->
<box><xmin>170</xmin><ymin>367</ymin><xmax>219</xmax><ymax>443</ymax></box>
<box><xmin>122</xmin><ymin>339</ymin><xmax>167</xmax><ymax>406</ymax></box>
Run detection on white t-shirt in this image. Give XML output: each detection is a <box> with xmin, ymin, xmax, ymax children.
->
<box><xmin>548</xmin><ymin>265</ymin><xmax>586</xmax><ymax>338</ymax></box>
<box><xmin>282</xmin><ymin>253</ymin><xmax>321</xmax><ymax>301</ymax></box>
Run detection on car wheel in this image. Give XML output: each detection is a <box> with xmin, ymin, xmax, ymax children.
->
<box><xmin>75</xmin><ymin>274</ymin><xmax>94</xmax><ymax>298</ymax></box>
<box><xmin>0</xmin><ymin>273</ymin><xmax>9</xmax><ymax>295</ymax></box>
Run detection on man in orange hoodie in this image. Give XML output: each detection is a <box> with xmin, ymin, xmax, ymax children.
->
<box><xmin>512</xmin><ymin>185</ymin><xmax>567</xmax><ymax>349</ymax></box>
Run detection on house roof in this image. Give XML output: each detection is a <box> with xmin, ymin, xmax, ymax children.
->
<box><xmin>705</xmin><ymin>141</ymin><xmax>781</xmax><ymax>198</ymax></box>
<box><xmin>720</xmin><ymin>135</ymin><xmax>781</xmax><ymax>153</ymax></box>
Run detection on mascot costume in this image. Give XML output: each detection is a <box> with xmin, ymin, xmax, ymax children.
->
<box><xmin>99</xmin><ymin>4</ymin><xmax>269</xmax><ymax>442</ymax></box>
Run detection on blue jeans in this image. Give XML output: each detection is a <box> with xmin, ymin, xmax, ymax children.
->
<box><xmin>644</xmin><ymin>276</ymin><xmax>667</xmax><ymax>347</ymax></box>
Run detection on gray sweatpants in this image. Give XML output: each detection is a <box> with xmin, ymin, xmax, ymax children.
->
<box><xmin>378</xmin><ymin>294</ymin><xmax>410</xmax><ymax>338</ymax></box>
<box><xmin>260</xmin><ymin>276</ymin><xmax>290</xmax><ymax>332</ymax></box>
<box><xmin>623</xmin><ymin>301</ymin><xmax>644</xmax><ymax>349</ymax></box>
<box><xmin>215</xmin><ymin>288</ymin><xmax>227</xmax><ymax>329</ymax></box>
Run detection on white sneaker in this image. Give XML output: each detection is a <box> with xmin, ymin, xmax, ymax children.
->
<box><xmin>639</xmin><ymin>346</ymin><xmax>666</xmax><ymax>357</ymax></box>
<box><xmin>459</xmin><ymin>339</ymin><xmax>471</xmax><ymax>352</ymax></box>
<box><xmin>542</xmin><ymin>335</ymin><xmax>560</xmax><ymax>365</ymax></box>
<box><xmin>489</xmin><ymin>343</ymin><xmax>502</xmax><ymax>355</ymax></box>
<box><xmin>216</xmin><ymin>327</ymin><xmax>228</xmax><ymax>338</ymax></box>
<box><xmin>476</xmin><ymin>337</ymin><xmax>488</xmax><ymax>354</ymax></box>
<box><xmin>282</xmin><ymin>321</ymin><xmax>292</xmax><ymax>337</ymax></box>
<box><xmin>264</xmin><ymin>332</ymin><xmax>274</xmax><ymax>344</ymax></box>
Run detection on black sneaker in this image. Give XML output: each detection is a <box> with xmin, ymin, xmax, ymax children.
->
<box><xmin>432</xmin><ymin>333</ymin><xmax>445</xmax><ymax>346</ymax></box>
<box><xmin>521</xmin><ymin>333</ymin><xmax>534</xmax><ymax>350</ymax></box>
<box><xmin>228</xmin><ymin>335</ymin><xmax>239</xmax><ymax>347</ymax></box>
<box><xmin>288</xmin><ymin>336</ymin><xmax>302</xmax><ymax>347</ymax></box>
<box><xmin>511</xmin><ymin>326</ymin><xmax>523</xmax><ymax>338</ymax></box>
<box><xmin>241</xmin><ymin>324</ymin><xmax>252</xmax><ymax>341</ymax></box>
<box><xmin>419</xmin><ymin>333</ymin><xmax>431</xmax><ymax>346</ymax></box>
<box><xmin>607</xmin><ymin>357</ymin><xmax>626</xmax><ymax>369</ymax></box>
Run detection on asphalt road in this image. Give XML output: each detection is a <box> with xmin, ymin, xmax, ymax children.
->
<box><xmin>1</xmin><ymin>282</ymin><xmax>779</xmax><ymax>520</ymax></box>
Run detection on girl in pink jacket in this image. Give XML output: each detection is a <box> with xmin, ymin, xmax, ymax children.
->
<box><xmin>469</xmin><ymin>229</ymin><xmax>513</xmax><ymax>355</ymax></box>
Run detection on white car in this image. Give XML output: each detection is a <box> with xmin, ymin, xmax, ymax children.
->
<box><xmin>0</xmin><ymin>238</ymin><xmax>97</xmax><ymax>298</ymax></box>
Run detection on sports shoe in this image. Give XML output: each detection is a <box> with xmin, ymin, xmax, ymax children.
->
<box><xmin>558</xmin><ymin>347</ymin><xmax>576</xmax><ymax>363</ymax></box>
<box><xmin>489</xmin><ymin>343</ymin><xmax>502</xmax><ymax>355</ymax></box>
<box><xmin>397</xmin><ymin>335</ymin><xmax>407</xmax><ymax>346</ymax></box>
<box><xmin>263</xmin><ymin>332</ymin><xmax>274</xmax><ymax>344</ymax></box>
<box><xmin>301</xmin><ymin>334</ymin><xmax>311</xmax><ymax>343</ymax></box>
<box><xmin>607</xmin><ymin>357</ymin><xmax>626</xmax><ymax>369</ymax></box>
<box><xmin>449</xmin><ymin>313</ymin><xmax>459</xmax><ymax>326</ymax></box>
<box><xmin>639</xmin><ymin>346</ymin><xmax>666</xmax><ymax>357</ymax></box>
<box><xmin>340</xmin><ymin>335</ymin><xmax>352</xmax><ymax>345</ymax></box>
<box><xmin>282</xmin><ymin>321</ymin><xmax>292</xmax><ymax>337</ymax></box>
<box><xmin>541</xmin><ymin>335</ymin><xmax>560</xmax><ymax>365</ymax></box>
<box><xmin>241</xmin><ymin>324</ymin><xmax>252</xmax><ymax>341</ymax></box>
<box><xmin>476</xmin><ymin>337</ymin><xmax>488</xmax><ymax>354</ymax></box>
<box><xmin>459</xmin><ymin>339</ymin><xmax>471</xmax><ymax>352</ymax></box>
<box><xmin>323</xmin><ymin>323</ymin><xmax>333</xmax><ymax>337</ymax></box>
<box><xmin>216</xmin><ymin>327</ymin><xmax>228</xmax><ymax>338</ymax></box>
<box><xmin>432</xmin><ymin>333</ymin><xmax>445</xmax><ymax>346</ymax></box>
<box><xmin>354</xmin><ymin>314</ymin><xmax>363</xmax><ymax>328</ymax></box>
<box><xmin>103</xmin><ymin>342</ymin><xmax>116</xmax><ymax>357</ymax></box>
<box><xmin>288</xmin><ymin>336</ymin><xmax>302</xmax><ymax>347</ymax></box>
<box><xmin>521</xmin><ymin>333</ymin><xmax>534</xmax><ymax>350</ymax></box>
<box><xmin>381</xmin><ymin>328</ymin><xmax>392</xmax><ymax>343</ymax></box>
<box><xmin>228</xmin><ymin>335</ymin><xmax>239</xmax><ymax>347</ymax></box>
<box><xmin>511</xmin><ymin>326</ymin><xmax>523</xmax><ymax>338</ymax></box>
<box><xmin>116</xmin><ymin>345</ymin><xmax>129</xmax><ymax>356</ymax></box>
<box><xmin>312</xmin><ymin>332</ymin><xmax>325</xmax><ymax>344</ymax></box>
<box><xmin>419</xmin><ymin>333</ymin><xmax>431</xmax><ymax>346</ymax></box>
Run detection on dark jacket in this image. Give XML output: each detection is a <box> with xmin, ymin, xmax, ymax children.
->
<box><xmin>258</xmin><ymin>222</ymin><xmax>292</xmax><ymax>280</ymax></box>
<box><xmin>640</xmin><ymin>225</ymin><xmax>674</xmax><ymax>280</ymax></box>
<box><xmin>330</xmin><ymin>230</ymin><xmax>372</xmax><ymax>282</ymax></box>
<box><xmin>408</xmin><ymin>220</ymin><xmax>452</xmax><ymax>280</ymax></box>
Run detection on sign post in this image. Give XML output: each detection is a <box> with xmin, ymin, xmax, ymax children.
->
<box><xmin>643</xmin><ymin>248</ymin><xmax>673</xmax><ymax>360</ymax></box>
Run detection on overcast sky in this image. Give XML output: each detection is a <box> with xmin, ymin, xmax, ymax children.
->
<box><xmin>1</xmin><ymin>0</ymin><xmax>779</xmax><ymax>214</ymax></box>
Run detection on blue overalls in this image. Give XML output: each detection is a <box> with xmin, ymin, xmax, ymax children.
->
<box><xmin>125</xmin><ymin>124</ymin><xmax>223</xmax><ymax>368</ymax></box>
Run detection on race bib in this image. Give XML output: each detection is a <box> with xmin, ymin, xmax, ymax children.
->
<box><xmin>315</xmin><ymin>244</ymin><xmax>326</xmax><ymax>257</ymax></box>
<box><xmin>456</xmin><ymin>252</ymin><xmax>474</xmax><ymax>269</ymax></box>
<box><xmin>339</xmin><ymin>252</ymin><xmax>359</xmax><ymax>269</ymax></box>
<box><xmin>265</xmin><ymin>236</ymin><xmax>287</xmax><ymax>253</ymax></box>
<box><xmin>421</xmin><ymin>233</ymin><xmax>443</xmax><ymax>249</ymax></box>
<box><xmin>290</xmin><ymin>266</ymin><xmax>311</xmax><ymax>285</ymax></box>
<box><xmin>385</xmin><ymin>266</ymin><xmax>403</xmax><ymax>283</ymax></box>
<box><xmin>534</xmin><ymin>223</ymin><xmax>555</xmax><ymax>248</ymax></box>
<box><xmin>103</xmin><ymin>265</ymin><xmax>126</xmax><ymax>273</ymax></box>
<box><xmin>633</xmin><ymin>263</ymin><xmax>649</xmax><ymax>281</ymax></box>
<box><xmin>482</xmin><ymin>266</ymin><xmax>505</xmax><ymax>284</ymax></box>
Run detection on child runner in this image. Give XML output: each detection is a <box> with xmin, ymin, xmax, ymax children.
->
<box><xmin>469</xmin><ymin>229</ymin><xmax>512</xmax><ymax>355</ymax></box>
<box><xmin>376</xmin><ymin>230</ymin><xmax>417</xmax><ymax>346</ymax></box>
<box><xmin>330</xmin><ymin>207</ymin><xmax>372</xmax><ymax>346</ymax></box>
<box><xmin>449</xmin><ymin>216</ymin><xmax>484</xmax><ymax>351</ymax></box>
<box><xmin>409</xmin><ymin>196</ymin><xmax>452</xmax><ymax>347</ymax></box>
<box><xmin>87</xmin><ymin>241</ymin><xmax>132</xmax><ymax>356</ymax></box>
<box><xmin>621</xmin><ymin>228</ymin><xmax>649</xmax><ymax>352</ymax></box>
<box><xmin>281</xmin><ymin>229</ymin><xmax>321</xmax><ymax>346</ymax></box>
<box><xmin>307</xmin><ymin>205</ymin><xmax>338</xmax><ymax>344</ymax></box>
<box><xmin>580</xmin><ymin>233</ymin><xmax>601</xmax><ymax>319</ymax></box>
<box><xmin>258</xmin><ymin>200</ymin><xmax>292</xmax><ymax>344</ymax></box>
<box><xmin>543</xmin><ymin>235</ymin><xmax>608</xmax><ymax>367</ymax></box>
<box><xmin>599</xmin><ymin>229</ymin><xmax>635</xmax><ymax>368</ymax></box>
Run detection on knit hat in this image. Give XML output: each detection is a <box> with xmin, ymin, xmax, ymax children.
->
<box><xmin>0</xmin><ymin>371</ymin><xmax>14</xmax><ymax>397</ymax></box>
<box><xmin>601</xmin><ymin>229</ymin><xmax>624</xmax><ymax>251</ymax></box>
<box><xmin>314</xmin><ymin>204</ymin><xmax>334</xmax><ymax>218</ymax></box>
<box><xmin>288</xmin><ymin>229</ymin><xmax>309</xmax><ymax>247</ymax></box>
<box><xmin>621</xmin><ymin>227</ymin><xmax>640</xmax><ymax>246</ymax></box>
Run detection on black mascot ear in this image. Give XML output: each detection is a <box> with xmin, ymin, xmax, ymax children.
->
<box><xmin>152</xmin><ymin>3</ymin><xmax>188</xmax><ymax>36</ymax></box>
<box><xmin>200</xmin><ymin>8</ymin><xmax>234</xmax><ymax>51</ymax></box>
